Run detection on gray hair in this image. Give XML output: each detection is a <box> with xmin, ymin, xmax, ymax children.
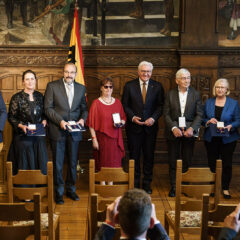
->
<box><xmin>138</xmin><ymin>61</ymin><xmax>153</xmax><ymax>71</ymax></box>
<box><xmin>176</xmin><ymin>68</ymin><xmax>191</xmax><ymax>79</ymax></box>
<box><xmin>213</xmin><ymin>78</ymin><xmax>230</xmax><ymax>96</ymax></box>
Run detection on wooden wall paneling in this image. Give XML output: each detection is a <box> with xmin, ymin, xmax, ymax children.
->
<box><xmin>180</xmin><ymin>0</ymin><xmax>218</xmax><ymax>49</ymax></box>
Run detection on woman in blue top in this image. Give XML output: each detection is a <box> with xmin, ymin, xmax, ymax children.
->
<box><xmin>203</xmin><ymin>78</ymin><xmax>240</xmax><ymax>199</ymax></box>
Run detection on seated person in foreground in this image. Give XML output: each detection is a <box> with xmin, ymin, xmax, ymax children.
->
<box><xmin>218</xmin><ymin>203</ymin><xmax>240</xmax><ymax>240</ymax></box>
<box><xmin>94</xmin><ymin>188</ymin><xmax>169</xmax><ymax>240</ymax></box>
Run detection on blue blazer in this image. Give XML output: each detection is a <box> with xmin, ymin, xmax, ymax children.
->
<box><xmin>203</xmin><ymin>97</ymin><xmax>240</xmax><ymax>144</ymax></box>
<box><xmin>0</xmin><ymin>92</ymin><xmax>7</xmax><ymax>143</ymax></box>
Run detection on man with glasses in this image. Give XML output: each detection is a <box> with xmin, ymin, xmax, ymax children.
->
<box><xmin>163</xmin><ymin>68</ymin><xmax>203</xmax><ymax>197</ymax></box>
<box><xmin>44</xmin><ymin>62</ymin><xmax>88</xmax><ymax>204</ymax></box>
<box><xmin>122</xmin><ymin>61</ymin><xmax>165</xmax><ymax>194</ymax></box>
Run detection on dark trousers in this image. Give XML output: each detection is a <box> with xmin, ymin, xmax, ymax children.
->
<box><xmin>126</xmin><ymin>129</ymin><xmax>157</xmax><ymax>188</ymax></box>
<box><xmin>205</xmin><ymin>138</ymin><xmax>237</xmax><ymax>190</ymax></box>
<box><xmin>167</xmin><ymin>137</ymin><xmax>195</xmax><ymax>187</ymax></box>
<box><xmin>50</xmin><ymin>135</ymin><xmax>79</xmax><ymax>197</ymax></box>
<box><xmin>4</xmin><ymin>0</ymin><xmax>28</xmax><ymax>24</ymax></box>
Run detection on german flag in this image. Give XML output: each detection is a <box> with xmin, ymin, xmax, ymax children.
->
<box><xmin>68</xmin><ymin>7</ymin><xmax>85</xmax><ymax>85</ymax></box>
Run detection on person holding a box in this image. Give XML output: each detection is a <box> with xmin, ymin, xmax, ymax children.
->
<box><xmin>8</xmin><ymin>69</ymin><xmax>48</xmax><ymax>175</ymax></box>
<box><xmin>87</xmin><ymin>78</ymin><xmax>126</xmax><ymax>176</ymax></box>
<box><xmin>203</xmin><ymin>78</ymin><xmax>240</xmax><ymax>199</ymax></box>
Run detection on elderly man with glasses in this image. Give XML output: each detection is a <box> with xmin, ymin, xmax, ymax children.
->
<box><xmin>122</xmin><ymin>61</ymin><xmax>165</xmax><ymax>194</ymax></box>
<box><xmin>163</xmin><ymin>68</ymin><xmax>203</xmax><ymax>197</ymax></box>
<box><xmin>44</xmin><ymin>62</ymin><xmax>88</xmax><ymax>204</ymax></box>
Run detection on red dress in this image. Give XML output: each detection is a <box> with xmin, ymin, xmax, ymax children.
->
<box><xmin>87</xmin><ymin>98</ymin><xmax>126</xmax><ymax>171</ymax></box>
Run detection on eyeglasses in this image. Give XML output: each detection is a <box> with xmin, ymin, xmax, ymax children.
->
<box><xmin>64</xmin><ymin>71</ymin><xmax>76</xmax><ymax>75</ymax></box>
<box><xmin>103</xmin><ymin>85</ymin><xmax>113</xmax><ymax>89</ymax></box>
<box><xmin>215</xmin><ymin>86</ymin><xmax>226</xmax><ymax>89</ymax></box>
<box><xmin>178</xmin><ymin>76</ymin><xmax>191</xmax><ymax>80</ymax></box>
<box><xmin>140</xmin><ymin>70</ymin><xmax>152</xmax><ymax>74</ymax></box>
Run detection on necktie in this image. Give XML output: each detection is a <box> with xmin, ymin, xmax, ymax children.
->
<box><xmin>142</xmin><ymin>82</ymin><xmax>146</xmax><ymax>104</ymax></box>
<box><xmin>66</xmin><ymin>83</ymin><xmax>73</xmax><ymax>108</ymax></box>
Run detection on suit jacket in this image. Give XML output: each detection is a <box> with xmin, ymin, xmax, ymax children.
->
<box><xmin>163</xmin><ymin>86</ymin><xmax>203</xmax><ymax>140</ymax></box>
<box><xmin>44</xmin><ymin>79</ymin><xmax>88</xmax><ymax>141</ymax></box>
<box><xmin>0</xmin><ymin>92</ymin><xmax>7</xmax><ymax>143</ymax></box>
<box><xmin>218</xmin><ymin>227</ymin><xmax>239</xmax><ymax>240</ymax></box>
<box><xmin>94</xmin><ymin>223</ymin><xmax>170</xmax><ymax>240</ymax></box>
<box><xmin>122</xmin><ymin>78</ymin><xmax>164</xmax><ymax>134</ymax></box>
<box><xmin>203</xmin><ymin>97</ymin><xmax>240</xmax><ymax>144</ymax></box>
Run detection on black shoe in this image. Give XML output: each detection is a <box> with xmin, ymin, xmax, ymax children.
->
<box><xmin>134</xmin><ymin>182</ymin><xmax>140</xmax><ymax>188</ymax></box>
<box><xmin>66</xmin><ymin>191</ymin><xmax>80</xmax><ymax>201</ymax></box>
<box><xmin>23</xmin><ymin>22</ymin><xmax>33</xmax><ymax>28</ymax></box>
<box><xmin>168</xmin><ymin>187</ymin><xmax>176</xmax><ymax>197</ymax></box>
<box><xmin>223</xmin><ymin>190</ymin><xmax>231</xmax><ymax>199</ymax></box>
<box><xmin>143</xmin><ymin>187</ymin><xmax>152</xmax><ymax>194</ymax></box>
<box><xmin>7</xmin><ymin>22</ymin><xmax>13</xmax><ymax>29</ymax></box>
<box><xmin>55</xmin><ymin>195</ymin><xmax>64</xmax><ymax>205</ymax></box>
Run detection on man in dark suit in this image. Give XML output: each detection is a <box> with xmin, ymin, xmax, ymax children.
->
<box><xmin>0</xmin><ymin>92</ymin><xmax>7</xmax><ymax>152</ymax></box>
<box><xmin>44</xmin><ymin>62</ymin><xmax>88</xmax><ymax>204</ymax></box>
<box><xmin>122</xmin><ymin>61</ymin><xmax>165</xmax><ymax>194</ymax></box>
<box><xmin>163</xmin><ymin>68</ymin><xmax>203</xmax><ymax>197</ymax></box>
<box><xmin>94</xmin><ymin>188</ymin><xmax>169</xmax><ymax>240</ymax></box>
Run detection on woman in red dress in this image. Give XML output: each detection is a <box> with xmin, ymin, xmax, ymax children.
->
<box><xmin>87</xmin><ymin>78</ymin><xmax>126</xmax><ymax>174</ymax></box>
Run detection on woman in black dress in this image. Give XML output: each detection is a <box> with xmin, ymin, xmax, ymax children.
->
<box><xmin>8</xmin><ymin>69</ymin><xmax>48</xmax><ymax>175</ymax></box>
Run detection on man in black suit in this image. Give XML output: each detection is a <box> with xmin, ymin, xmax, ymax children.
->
<box><xmin>163</xmin><ymin>68</ymin><xmax>203</xmax><ymax>197</ymax></box>
<box><xmin>122</xmin><ymin>61</ymin><xmax>165</xmax><ymax>194</ymax></box>
<box><xmin>44</xmin><ymin>63</ymin><xmax>88</xmax><ymax>204</ymax></box>
<box><xmin>94</xmin><ymin>188</ymin><xmax>169</xmax><ymax>240</ymax></box>
<box><xmin>218</xmin><ymin>203</ymin><xmax>240</xmax><ymax>240</ymax></box>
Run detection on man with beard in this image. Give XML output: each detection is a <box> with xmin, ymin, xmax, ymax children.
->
<box><xmin>44</xmin><ymin>63</ymin><xmax>88</xmax><ymax>204</ymax></box>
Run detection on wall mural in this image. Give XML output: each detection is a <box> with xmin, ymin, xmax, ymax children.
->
<box><xmin>0</xmin><ymin>0</ymin><xmax>179</xmax><ymax>47</ymax></box>
<box><xmin>219</xmin><ymin>0</ymin><xmax>240</xmax><ymax>47</ymax></box>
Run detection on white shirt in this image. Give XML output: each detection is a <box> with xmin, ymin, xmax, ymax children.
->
<box><xmin>171</xmin><ymin>87</ymin><xmax>189</xmax><ymax>132</ymax></box>
<box><xmin>178</xmin><ymin>87</ymin><xmax>188</xmax><ymax>117</ymax></box>
<box><xmin>139</xmin><ymin>78</ymin><xmax>149</xmax><ymax>92</ymax></box>
<box><xmin>63</xmin><ymin>78</ymin><xmax>74</xmax><ymax>106</ymax></box>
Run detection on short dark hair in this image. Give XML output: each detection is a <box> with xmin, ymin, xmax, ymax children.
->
<box><xmin>117</xmin><ymin>189</ymin><xmax>152</xmax><ymax>238</ymax></box>
<box><xmin>64</xmin><ymin>62</ymin><xmax>77</xmax><ymax>72</ymax></box>
<box><xmin>100</xmin><ymin>77</ymin><xmax>114</xmax><ymax>88</ymax></box>
<box><xmin>22</xmin><ymin>69</ymin><xmax>36</xmax><ymax>81</ymax></box>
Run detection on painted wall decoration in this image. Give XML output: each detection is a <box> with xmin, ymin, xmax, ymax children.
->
<box><xmin>0</xmin><ymin>0</ymin><xmax>179</xmax><ymax>47</ymax></box>
<box><xmin>218</xmin><ymin>0</ymin><xmax>240</xmax><ymax>47</ymax></box>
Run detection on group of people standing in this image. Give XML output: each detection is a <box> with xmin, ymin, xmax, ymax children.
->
<box><xmin>1</xmin><ymin>60</ymin><xmax>240</xmax><ymax>205</ymax></box>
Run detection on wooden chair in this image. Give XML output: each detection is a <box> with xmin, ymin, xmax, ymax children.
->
<box><xmin>0</xmin><ymin>193</ymin><xmax>41</xmax><ymax>240</ymax></box>
<box><xmin>89</xmin><ymin>159</ymin><xmax>134</xmax><ymax>198</ymax></box>
<box><xmin>89</xmin><ymin>159</ymin><xmax>134</xmax><ymax>239</ymax></box>
<box><xmin>7</xmin><ymin>161</ymin><xmax>60</xmax><ymax>240</ymax></box>
<box><xmin>164</xmin><ymin>159</ymin><xmax>222</xmax><ymax>240</ymax></box>
<box><xmin>89</xmin><ymin>193</ymin><xmax>121</xmax><ymax>240</ymax></box>
<box><xmin>201</xmin><ymin>193</ymin><xmax>237</xmax><ymax>240</ymax></box>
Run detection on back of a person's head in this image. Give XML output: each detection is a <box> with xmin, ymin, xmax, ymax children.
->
<box><xmin>118</xmin><ymin>189</ymin><xmax>152</xmax><ymax>238</ymax></box>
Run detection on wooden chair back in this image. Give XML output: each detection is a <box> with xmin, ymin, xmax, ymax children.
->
<box><xmin>90</xmin><ymin>193</ymin><xmax>121</xmax><ymax>240</ymax></box>
<box><xmin>164</xmin><ymin>159</ymin><xmax>222</xmax><ymax>240</ymax></box>
<box><xmin>7</xmin><ymin>161</ymin><xmax>60</xmax><ymax>240</ymax></box>
<box><xmin>201</xmin><ymin>193</ymin><xmax>237</xmax><ymax>240</ymax></box>
<box><xmin>0</xmin><ymin>193</ymin><xmax>41</xmax><ymax>240</ymax></box>
<box><xmin>89</xmin><ymin>159</ymin><xmax>134</xmax><ymax>198</ymax></box>
<box><xmin>89</xmin><ymin>159</ymin><xmax>134</xmax><ymax>239</ymax></box>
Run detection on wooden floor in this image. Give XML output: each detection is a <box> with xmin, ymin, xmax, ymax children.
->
<box><xmin>1</xmin><ymin>163</ymin><xmax>240</xmax><ymax>240</ymax></box>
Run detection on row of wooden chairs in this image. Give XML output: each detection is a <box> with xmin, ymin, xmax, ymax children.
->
<box><xmin>165</xmin><ymin>159</ymin><xmax>238</xmax><ymax>240</ymax></box>
<box><xmin>0</xmin><ymin>161</ymin><xmax>60</xmax><ymax>240</ymax></box>
<box><xmin>88</xmin><ymin>158</ymin><xmax>238</xmax><ymax>240</ymax></box>
<box><xmin>88</xmin><ymin>159</ymin><xmax>135</xmax><ymax>240</ymax></box>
